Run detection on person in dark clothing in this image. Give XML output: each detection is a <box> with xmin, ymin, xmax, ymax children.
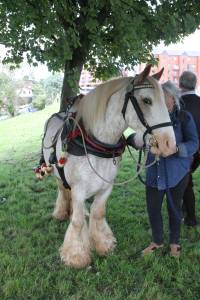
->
<box><xmin>127</xmin><ymin>81</ymin><xmax>199</xmax><ymax>257</ymax></box>
<box><xmin>179</xmin><ymin>71</ymin><xmax>200</xmax><ymax>226</ymax></box>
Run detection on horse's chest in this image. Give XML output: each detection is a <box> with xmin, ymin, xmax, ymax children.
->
<box><xmin>65</xmin><ymin>156</ymin><xmax>119</xmax><ymax>191</ymax></box>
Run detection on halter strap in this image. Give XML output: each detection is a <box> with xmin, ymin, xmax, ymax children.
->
<box><xmin>122</xmin><ymin>81</ymin><xmax>172</xmax><ymax>143</ymax></box>
<box><xmin>122</xmin><ymin>91</ymin><xmax>151</xmax><ymax>130</ymax></box>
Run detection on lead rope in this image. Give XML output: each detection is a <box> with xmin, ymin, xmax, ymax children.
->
<box><xmin>68</xmin><ymin>116</ymin><xmax>157</xmax><ymax>186</ymax></box>
<box><xmin>126</xmin><ymin>144</ymin><xmax>158</xmax><ymax>169</ymax></box>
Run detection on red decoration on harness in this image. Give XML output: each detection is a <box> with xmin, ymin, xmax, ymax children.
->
<box><xmin>67</xmin><ymin>129</ymin><xmax>81</xmax><ymax>140</ymax></box>
<box><xmin>45</xmin><ymin>165</ymin><xmax>53</xmax><ymax>174</ymax></box>
<box><xmin>34</xmin><ymin>162</ymin><xmax>53</xmax><ymax>179</ymax></box>
<box><xmin>58</xmin><ymin>152</ymin><xmax>67</xmax><ymax>167</ymax></box>
<box><xmin>41</xmin><ymin>162</ymin><xmax>47</xmax><ymax>171</ymax></box>
<box><xmin>34</xmin><ymin>166</ymin><xmax>44</xmax><ymax>180</ymax></box>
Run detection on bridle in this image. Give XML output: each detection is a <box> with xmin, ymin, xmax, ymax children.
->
<box><xmin>121</xmin><ymin>80</ymin><xmax>181</xmax><ymax>221</ymax></box>
<box><xmin>121</xmin><ymin>80</ymin><xmax>172</xmax><ymax>144</ymax></box>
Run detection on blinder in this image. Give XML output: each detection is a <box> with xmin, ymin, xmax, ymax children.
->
<box><xmin>122</xmin><ymin>81</ymin><xmax>172</xmax><ymax>144</ymax></box>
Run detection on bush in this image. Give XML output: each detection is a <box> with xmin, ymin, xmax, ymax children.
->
<box><xmin>32</xmin><ymin>95</ymin><xmax>46</xmax><ymax>110</ymax></box>
<box><xmin>6</xmin><ymin>101</ymin><xmax>15</xmax><ymax>116</ymax></box>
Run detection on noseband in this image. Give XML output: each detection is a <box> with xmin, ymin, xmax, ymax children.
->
<box><xmin>121</xmin><ymin>81</ymin><xmax>172</xmax><ymax>144</ymax></box>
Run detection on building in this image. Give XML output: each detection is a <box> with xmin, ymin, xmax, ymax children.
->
<box><xmin>16</xmin><ymin>79</ymin><xmax>34</xmax><ymax>105</ymax></box>
<box><xmin>79</xmin><ymin>67</ymin><xmax>137</xmax><ymax>93</ymax></box>
<box><xmin>18</xmin><ymin>86</ymin><xmax>33</xmax><ymax>98</ymax></box>
<box><xmin>79</xmin><ymin>69</ymin><xmax>102</xmax><ymax>94</ymax></box>
<box><xmin>80</xmin><ymin>50</ymin><xmax>200</xmax><ymax>94</ymax></box>
<box><xmin>139</xmin><ymin>49</ymin><xmax>200</xmax><ymax>90</ymax></box>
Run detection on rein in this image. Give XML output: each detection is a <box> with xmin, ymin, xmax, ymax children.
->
<box><xmin>42</xmin><ymin>80</ymin><xmax>172</xmax><ymax>187</ymax></box>
<box><xmin>122</xmin><ymin>82</ymin><xmax>181</xmax><ymax>221</ymax></box>
<box><xmin>67</xmin><ymin>122</ymin><xmax>126</xmax><ymax>158</ymax></box>
<box><xmin>68</xmin><ymin>115</ymin><xmax>157</xmax><ymax>186</ymax></box>
<box><xmin>121</xmin><ymin>79</ymin><xmax>174</xmax><ymax>189</ymax></box>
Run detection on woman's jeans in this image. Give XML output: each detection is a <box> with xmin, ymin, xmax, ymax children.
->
<box><xmin>146</xmin><ymin>174</ymin><xmax>189</xmax><ymax>245</ymax></box>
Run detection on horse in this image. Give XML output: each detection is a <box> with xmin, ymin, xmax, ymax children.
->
<box><xmin>42</xmin><ymin>65</ymin><xmax>176</xmax><ymax>268</ymax></box>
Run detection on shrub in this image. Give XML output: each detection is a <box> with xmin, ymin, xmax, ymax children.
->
<box><xmin>6</xmin><ymin>101</ymin><xmax>15</xmax><ymax>116</ymax></box>
<box><xmin>32</xmin><ymin>95</ymin><xmax>46</xmax><ymax>110</ymax></box>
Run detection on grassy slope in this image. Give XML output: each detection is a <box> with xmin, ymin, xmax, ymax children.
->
<box><xmin>0</xmin><ymin>105</ymin><xmax>200</xmax><ymax>300</ymax></box>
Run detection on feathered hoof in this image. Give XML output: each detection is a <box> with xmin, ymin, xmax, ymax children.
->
<box><xmin>60</xmin><ymin>246</ymin><xmax>91</xmax><ymax>268</ymax></box>
<box><xmin>93</xmin><ymin>236</ymin><xmax>117</xmax><ymax>256</ymax></box>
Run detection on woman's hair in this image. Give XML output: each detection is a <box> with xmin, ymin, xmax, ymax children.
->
<box><xmin>162</xmin><ymin>80</ymin><xmax>180</xmax><ymax>108</ymax></box>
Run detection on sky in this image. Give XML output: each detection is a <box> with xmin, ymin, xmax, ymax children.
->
<box><xmin>155</xmin><ymin>29</ymin><xmax>200</xmax><ymax>52</ymax></box>
<box><xmin>0</xmin><ymin>45</ymin><xmax>51</xmax><ymax>80</ymax></box>
<box><xmin>0</xmin><ymin>29</ymin><xmax>200</xmax><ymax>80</ymax></box>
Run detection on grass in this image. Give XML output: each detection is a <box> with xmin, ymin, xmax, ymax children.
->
<box><xmin>0</xmin><ymin>104</ymin><xmax>200</xmax><ymax>300</ymax></box>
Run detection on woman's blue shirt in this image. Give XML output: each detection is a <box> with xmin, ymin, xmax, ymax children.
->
<box><xmin>146</xmin><ymin>110</ymin><xmax>199</xmax><ymax>190</ymax></box>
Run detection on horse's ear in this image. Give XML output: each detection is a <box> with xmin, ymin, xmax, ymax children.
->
<box><xmin>152</xmin><ymin>67</ymin><xmax>164</xmax><ymax>81</ymax></box>
<box><xmin>134</xmin><ymin>64</ymin><xmax>152</xmax><ymax>84</ymax></box>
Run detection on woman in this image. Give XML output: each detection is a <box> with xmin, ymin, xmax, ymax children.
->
<box><xmin>141</xmin><ymin>81</ymin><xmax>198</xmax><ymax>257</ymax></box>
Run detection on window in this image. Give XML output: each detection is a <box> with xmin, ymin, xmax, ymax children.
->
<box><xmin>173</xmin><ymin>70</ymin><xmax>179</xmax><ymax>77</ymax></box>
<box><xmin>187</xmin><ymin>64</ymin><xmax>195</xmax><ymax>71</ymax></box>
<box><xmin>173</xmin><ymin>64</ymin><xmax>179</xmax><ymax>70</ymax></box>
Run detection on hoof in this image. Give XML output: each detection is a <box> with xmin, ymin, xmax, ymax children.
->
<box><xmin>94</xmin><ymin>236</ymin><xmax>117</xmax><ymax>256</ymax></box>
<box><xmin>90</xmin><ymin>220</ymin><xmax>117</xmax><ymax>256</ymax></box>
<box><xmin>60</xmin><ymin>246</ymin><xmax>91</xmax><ymax>268</ymax></box>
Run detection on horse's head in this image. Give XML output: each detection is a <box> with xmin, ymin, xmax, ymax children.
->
<box><xmin>124</xmin><ymin>65</ymin><xmax>176</xmax><ymax>156</ymax></box>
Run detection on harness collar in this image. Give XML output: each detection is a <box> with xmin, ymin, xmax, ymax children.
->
<box><xmin>66</xmin><ymin>120</ymin><xmax>126</xmax><ymax>158</ymax></box>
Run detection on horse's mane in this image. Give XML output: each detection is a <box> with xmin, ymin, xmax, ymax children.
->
<box><xmin>76</xmin><ymin>76</ymin><xmax>132</xmax><ymax>134</ymax></box>
<box><xmin>76</xmin><ymin>76</ymin><xmax>163</xmax><ymax>134</ymax></box>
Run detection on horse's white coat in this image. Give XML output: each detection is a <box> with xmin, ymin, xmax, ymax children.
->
<box><xmin>43</xmin><ymin>69</ymin><xmax>176</xmax><ymax>268</ymax></box>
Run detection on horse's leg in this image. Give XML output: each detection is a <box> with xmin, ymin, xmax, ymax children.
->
<box><xmin>52</xmin><ymin>179</ymin><xmax>72</xmax><ymax>221</ymax></box>
<box><xmin>60</xmin><ymin>188</ymin><xmax>91</xmax><ymax>268</ymax></box>
<box><xmin>89</xmin><ymin>186</ymin><xmax>116</xmax><ymax>256</ymax></box>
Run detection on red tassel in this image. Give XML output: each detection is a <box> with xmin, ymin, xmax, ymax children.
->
<box><xmin>41</xmin><ymin>162</ymin><xmax>46</xmax><ymax>168</ymax></box>
<box><xmin>45</xmin><ymin>165</ymin><xmax>53</xmax><ymax>175</ymax></box>
<box><xmin>58</xmin><ymin>152</ymin><xmax>67</xmax><ymax>167</ymax></box>
<box><xmin>34</xmin><ymin>166</ymin><xmax>44</xmax><ymax>180</ymax></box>
<box><xmin>58</xmin><ymin>157</ymin><xmax>67</xmax><ymax>167</ymax></box>
<box><xmin>34</xmin><ymin>166</ymin><xmax>41</xmax><ymax>174</ymax></box>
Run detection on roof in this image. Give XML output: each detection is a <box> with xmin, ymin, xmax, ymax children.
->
<box><xmin>153</xmin><ymin>49</ymin><xmax>200</xmax><ymax>57</ymax></box>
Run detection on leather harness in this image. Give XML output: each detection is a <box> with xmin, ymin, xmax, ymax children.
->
<box><xmin>121</xmin><ymin>80</ymin><xmax>172</xmax><ymax>143</ymax></box>
<box><xmin>46</xmin><ymin>113</ymin><xmax>126</xmax><ymax>189</ymax></box>
<box><xmin>42</xmin><ymin>80</ymin><xmax>173</xmax><ymax>189</ymax></box>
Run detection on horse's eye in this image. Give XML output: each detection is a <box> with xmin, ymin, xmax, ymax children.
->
<box><xmin>143</xmin><ymin>98</ymin><xmax>152</xmax><ymax>105</ymax></box>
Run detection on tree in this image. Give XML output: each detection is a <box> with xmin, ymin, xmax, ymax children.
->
<box><xmin>0</xmin><ymin>73</ymin><xmax>17</xmax><ymax>116</ymax></box>
<box><xmin>32</xmin><ymin>81</ymin><xmax>47</xmax><ymax>110</ymax></box>
<box><xmin>42</xmin><ymin>74</ymin><xmax>63</xmax><ymax>104</ymax></box>
<box><xmin>0</xmin><ymin>1</ymin><xmax>200</xmax><ymax>111</ymax></box>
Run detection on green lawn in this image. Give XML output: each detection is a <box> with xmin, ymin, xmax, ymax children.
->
<box><xmin>0</xmin><ymin>104</ymin><xmax>200</xmax><ymax>300</ymax></box>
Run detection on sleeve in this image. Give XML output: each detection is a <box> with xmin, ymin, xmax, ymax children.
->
<box><xmin>177</xmin><ymin>111</ymin><xmax>199</xmax><ymax>157</ymax></box>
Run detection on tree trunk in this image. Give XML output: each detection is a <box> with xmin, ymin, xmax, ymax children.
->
<box><xmin>60</xmin><ymin>60</ymin><xmax>84</xmax><ymax>112</ymax></box>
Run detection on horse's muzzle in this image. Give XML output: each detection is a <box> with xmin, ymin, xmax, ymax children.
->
<box><xmin>149</xmin><ymin>133</ymin><xmax>176</xmax><ymax>157</ymax></box>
